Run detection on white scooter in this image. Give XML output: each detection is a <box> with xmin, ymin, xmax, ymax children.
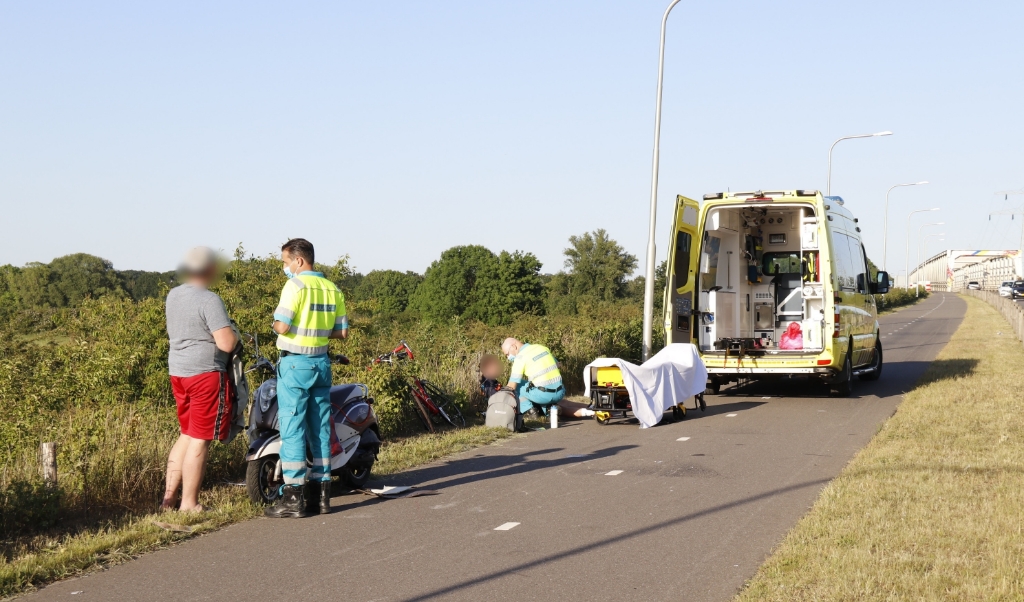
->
<box><xmin>243</xmin><ymin>334</ymin><xmax>381</xmax><ymax>504</ymax></box>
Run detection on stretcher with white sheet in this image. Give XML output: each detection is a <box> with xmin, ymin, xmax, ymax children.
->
<box><xmin>583</xmin><ymin>344</ymin><xmax>708</xmax><ymax>428</ymax></box>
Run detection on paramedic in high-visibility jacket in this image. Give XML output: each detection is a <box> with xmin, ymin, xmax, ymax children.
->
<box><xmin>264</xmin><ymin>238</ymin><xmax>347</xmax><ymax>519</ymax></box>
<box><xmin>501</xmin><ymin>337</ymin><xmax>565</xmax><ymax>416</ymax></box>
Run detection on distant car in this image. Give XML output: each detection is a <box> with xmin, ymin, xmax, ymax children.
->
<box><xmin>999</xmin><ymin>281</ymin><xmax>1014</xmax><ymax>297</ymax></box>
<box><xmin>967</xmin><ymin>281</ymin><xmax>981</xmax><ymax>290</ymax></box>
<box><xmin>1012</xmin><ymin>281</ymin><xmax>1024</xmax><ymax>299</ymax></box>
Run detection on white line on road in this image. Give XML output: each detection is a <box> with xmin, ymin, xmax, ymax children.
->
<box><xmin>726</xmin><ymin>413</ymin><xmax>738</xmax><ymax>417</ymax></box>
<box><xmin>605</xmin><ymin>470</ymin><xmax>624</xmax><ymax>476</ymax></box>
<box><xmin>494</xmin><ymin>522</ymin><xmax>520</xmax><ymax>531</ymax></box>
<box><xmin>676</xmin><ymin>437</ymin><xmax>691</xmax><ymax>441</ymax></box>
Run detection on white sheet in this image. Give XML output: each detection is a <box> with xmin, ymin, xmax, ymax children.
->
<box><xmin>583</xmin><ymin>344</ymin><xmax>708</xmax><ymax>429</ymax></box>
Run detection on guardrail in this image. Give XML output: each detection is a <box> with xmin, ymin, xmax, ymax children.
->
<box><xmin>962</xmin><ymin>289</ymin><xmax>1024</xmax><ymax>345</ymax></box>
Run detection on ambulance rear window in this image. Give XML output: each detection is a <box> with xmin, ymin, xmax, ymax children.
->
<box><xmin>673</xmin><ymin>231</ymin><xmax>692</xmax><ymax>289</ymax></box>
<box><xmin>763</xmin><ymin>252</ymin><xmax>800</xmax><ymax>275</ymax></box>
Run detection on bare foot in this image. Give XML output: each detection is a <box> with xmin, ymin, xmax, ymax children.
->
<box><xmin>179</xmin><ymin>504</ymin><xmax>210</xmax><ymax>514</ymax></box>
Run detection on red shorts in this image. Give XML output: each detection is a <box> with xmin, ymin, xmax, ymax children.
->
<box><xmin>171</xmin><ymin>371</ymin><xmax>233</xmax><ymax>442</ymax></box>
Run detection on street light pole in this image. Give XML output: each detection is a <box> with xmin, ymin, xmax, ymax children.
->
<box><xmin>916</xmin><ymin>228</ymin><xmax>945</xmax><ymax>297</ymax></box>
<box><xmin>826</xmin><ymin>131</ymin><xmax>892</xmax><ymax>197</ymax></box>
<box><xmin>906</xmin><ymin>208</ymin><xmax>940</xmax><ymax>293</ymax></box>
<box><xmin>641</xmin><ymin>0</ymin><xmax>682</xmax><ymax>362</ymax></box>
<box><xmin>882</xmin><ymin>181</ymin><xmax>927</xmax><ymax>271</ymax></box>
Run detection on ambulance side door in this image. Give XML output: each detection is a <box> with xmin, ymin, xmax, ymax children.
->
<box><xmin>664</xmin><ymin>195</ymin><xmax>701</xmax><ymax>346</ymax></box>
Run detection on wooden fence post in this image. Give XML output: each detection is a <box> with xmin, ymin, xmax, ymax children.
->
<box><xmin>40</xmin><ymin>442</ymin><xmax>57</xmax><ymax>486</ymax></box>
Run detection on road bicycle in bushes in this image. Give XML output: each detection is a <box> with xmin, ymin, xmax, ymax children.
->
<box><xmin>370</xmin><ymin>341</ymin><xmax>466</xmax><ymax>432</ymax></box>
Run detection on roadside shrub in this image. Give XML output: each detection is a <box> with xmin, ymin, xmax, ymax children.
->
<box><xmin>0</xmin><ymin>478</ymin><xmax>62</xmax><ymax>538</ymax></box>
<box><xmin>878</xmin><ymin>287</ymin><xmax>929</xmax><ymax>310</ymax></box>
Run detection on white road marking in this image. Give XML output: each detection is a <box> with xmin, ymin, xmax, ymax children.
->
<box><xmin>605</xmin><ymin>470</ymin><xmax>624</xmax><ymax>476</ymax></box>
<box><xmin>494</xmin><ymin>522</ymin><xmax>520</xmax><ymax>531</ymax></box>
<box><xmin>676</xmin><ymin>437</ymin><xmax>691</xmax><ymax>441</ymax></box>
<box><xmin>726</xmin><ymin>413</ymin><xmax>738</xmax><ymax>417</ymax></box>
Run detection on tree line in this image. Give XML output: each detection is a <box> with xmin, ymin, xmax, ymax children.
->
<box><xmin>1</xmin><ymin>229</ymin><xmax>666</xmax><ymax>329</ymax></box>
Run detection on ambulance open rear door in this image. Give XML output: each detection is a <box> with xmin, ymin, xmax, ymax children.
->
<box><xmin>664</xmin><ymin>195</ymin><xmax>701</xmax><ymax>346</ymax></box>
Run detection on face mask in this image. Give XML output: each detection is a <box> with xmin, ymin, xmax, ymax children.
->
<box><xmin>283</xmin><ymin>267</ymin><xmax>294</xmax><ymax>278</ymax></box>
<box><xmin>507</xmin><ymin>354</ymin><xmax>516</xmax><ymax>362</ymax></box>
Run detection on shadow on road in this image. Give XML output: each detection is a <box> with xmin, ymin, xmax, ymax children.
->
<box><xmin>382</xmin><ymin>444</ymin><xmax>638</xmax><ymax>490</ymax></box>
<box><xmin>686</xmin><ymin>400</ymin><xmax>766</xmax><ymax>420</ymax></box>
<box><xmin>705</xmin><ymin>357</ymin><xmax>977</xmax><ymax>402</ymax></box>
<box><xmin>395</xmin><ymin>477</ymin><xmax>831</xmax><ymax>602</ymax></box>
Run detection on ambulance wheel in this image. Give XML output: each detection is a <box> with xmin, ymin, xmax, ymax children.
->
<box><xmin>859</xmin><ymin>339</ymin><xmax>883</xmax><ymax>381</ymax></box>
<box><xmin>704</xmin><ymin>381</ymin><xmax>721</xmax><ymax>395</ymax></box>
<box><xmin>829</xmin><ymin>350</ymin><xmax>854</xmax><ymax>398</ymax></box>
<box><xmin>595</xmin><ymin>412</ymin><xmax>611</xmax><ymax>425</ymax></box>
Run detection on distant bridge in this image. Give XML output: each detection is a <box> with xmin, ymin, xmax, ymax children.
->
<box><xmin>907</xmin><ymin>249</ymin><xmax>1022</xmax><ymax>291</ymax></box>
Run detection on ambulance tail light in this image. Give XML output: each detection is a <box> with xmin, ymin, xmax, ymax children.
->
<box><xmin>833</xmin><ymin>308</ymin><xmax>841</xmax><ymax>337</ymax></box>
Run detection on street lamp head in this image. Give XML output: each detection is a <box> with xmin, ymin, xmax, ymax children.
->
<box><xmin>929</xmin><ymin>207</ymin><xmax>940</xmax><ymax>211</ymax></box>
<box><xmin>873</xmin><ymin>131</ymin><xmax>893</xmax><ymax>137</ymax></box>
<box><xmin>916</xmin><ymin>181</ymin><xmax>929</xmax><ymax>185</ymax></box>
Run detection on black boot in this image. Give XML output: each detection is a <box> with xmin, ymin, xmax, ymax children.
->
<box><xmin>302</xmin><ymin>481</ymin><xmax>332</xmax><ymax>515</ymax></box>
<box><xmin>264</xmin><ymin>485</ymin><xmax>309</xmax><ymax>518</ymax></box>
<box><xmin>319</xmin><ymin>481</ymin><xmax>331</xmax><ymax>515</ymax></box>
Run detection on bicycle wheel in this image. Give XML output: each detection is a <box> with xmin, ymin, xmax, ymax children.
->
<box><xmin>421</xmin><ymin>380</ymin><xmax>465</xmax><ymax>428</ymax></box>
<box><xmin>408</xmin><ymin>390</ymin><xmax>434</xmax><ymax>433</ymax></box>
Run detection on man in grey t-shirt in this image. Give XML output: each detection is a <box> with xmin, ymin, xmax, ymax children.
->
<box><xmin>161</xmin><ymin>247</ymin><xmax>238</xmax><ymax>513</ymax></box>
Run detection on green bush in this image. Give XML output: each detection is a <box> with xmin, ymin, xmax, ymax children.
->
<box><xmin>877</xmin><ymin>287</ymin><xmax>929</xmax><ymax>310</ymax></box>
<box><xmin>0</xmin><ymin>478</ymin><xmax>62</xmax><ymax>538</ymax></box>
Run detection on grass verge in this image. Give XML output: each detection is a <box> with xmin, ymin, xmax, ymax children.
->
<box><xmin>735</xmin><ymin>296</ymin><xmax>1024</xmax><ymax>601</ymax></box>
<box><xmin>1</xmin><ymin>425</ymin><xmax>514</xmax><ymax>599</ymax></box>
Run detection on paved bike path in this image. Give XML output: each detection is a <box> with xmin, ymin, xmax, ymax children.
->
<box><xmin>27</xmin><ymin>293</ymin><xmax>965</xmax><ymax>602</ymax></box>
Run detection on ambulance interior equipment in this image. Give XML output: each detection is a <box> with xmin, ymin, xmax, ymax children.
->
<box><xmin>696</xmin><ymin>204</ymin><xmax>825</xmax><ymax>354</ymax></box>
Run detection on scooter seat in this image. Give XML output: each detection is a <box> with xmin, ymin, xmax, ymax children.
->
<box><xmin>330</xmin><ymin>383</ymin><xmax>368</xmax><ymax>408</ymax></box>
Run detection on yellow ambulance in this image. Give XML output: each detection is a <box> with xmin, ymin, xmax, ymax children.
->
<box><xmin>662</xmin><ymin>190</ymin><xmax>890</xmax><ymax>397</ymax></box>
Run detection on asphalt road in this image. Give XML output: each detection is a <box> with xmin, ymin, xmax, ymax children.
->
<box><xmin>27</xmin><ymin>293</ymin><xmax>966</xmax><ymax>602</ymax></box>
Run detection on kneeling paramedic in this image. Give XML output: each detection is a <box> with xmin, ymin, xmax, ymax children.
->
<box><xmin>501</xmin><ymin>338</ymin><xmax>565</xmax><ymax>416</ymax></box>
<box><xmin>265</xmin><ymin>238</ymin><xmax>348</xmax><ymax>518</ymax></box>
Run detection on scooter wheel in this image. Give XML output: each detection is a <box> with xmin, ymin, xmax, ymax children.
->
<box><xmin>246</xmin><ymin>455</ymin><xmax>282</xmax><ymax>505</ymax></box>
<box><xmin>338</xmin><ymin>463</ymin><xmax>374</xmax><ymax>489</ymax></box>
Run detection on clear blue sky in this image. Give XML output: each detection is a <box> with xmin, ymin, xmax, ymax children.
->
<box><xmin>2</xmin><ymin>1</ymin><xmax>1022</xmax><ymax>277</ymax></box>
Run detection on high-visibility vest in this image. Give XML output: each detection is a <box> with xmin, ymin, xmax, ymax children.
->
<box><xmin>273</xmin><ymin>271</ymin><xmax>347</xmax><ymax>355</ymax></box>
<box><xmin>509</xmin><ymin>343</ymin><xmax>562</xmax><ymax>389</ymax></box>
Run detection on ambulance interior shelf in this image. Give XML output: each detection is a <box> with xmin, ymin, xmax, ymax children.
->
<box><xmin>694</xmin><ymin>205</ymin><xmax>825</xmax><ymax>354</ymax></box>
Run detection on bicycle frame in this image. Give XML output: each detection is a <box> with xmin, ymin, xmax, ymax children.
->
<box><xmin>368</xmin><ymin>341</ymin><xmax>462</xmax><ymax>430</ymax></box>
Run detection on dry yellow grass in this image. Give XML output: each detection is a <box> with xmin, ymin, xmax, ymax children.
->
<box><xmin>736</xmin><ymin>296</ymin><xmax>1024</xmax><ymax>601</ymax></box>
